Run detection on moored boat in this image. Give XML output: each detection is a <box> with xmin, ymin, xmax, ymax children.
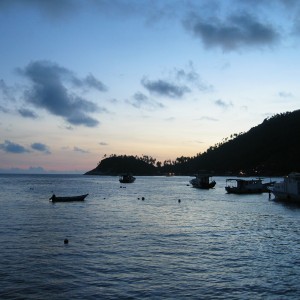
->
<box><xmin>49</xmin><ymin>194</ymin><xmax>89</xmax><ymax>202</ymax></box>
<box><xmin>189</xmin><ymin>174</ymin><xmax>216</xmax><ymax>189</ymax></box>
<box><xmin>119</xmin><ymin>174</ymin><xmax>136</xmax><ymax>183</ymax></box>
<box><xmin>271</xmin><ymin>173</ymin><xmax>300</xmax><ymax>202</ymax></box>
<box><xmin>225</xmin><ymin>178</ymin><xmax>274</xmax><ymax>194</ymax></box>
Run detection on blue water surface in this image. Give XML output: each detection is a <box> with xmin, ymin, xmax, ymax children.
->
<box><xmin>0</xmin><ymin>174</ymin><xmax>300</xmax><ymax>299</ymax></box>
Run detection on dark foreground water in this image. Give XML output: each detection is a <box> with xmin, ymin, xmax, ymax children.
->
<box><xmin>1</xmin><ymin>174</ymin><xmax>300</xmax><ymax>299</ymax></box>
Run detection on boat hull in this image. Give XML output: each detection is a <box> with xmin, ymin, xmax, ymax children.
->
<box><xmin>225</xmin><ymin>187</ymin><xmax>266</xmax><ymax>194</ymax></box>
<box><xmin>119</xmin><ymin>174</ymin><xmax>136</xmax><ymax>183</ymax></box>
<box><xmin>190</xmin><ymin>180</ymin><xmax>216</xmax><ymax>189</ymax></box>
<box><xmin>271</xmin><ymin>173</ymin><xmax>300</xmax><ymax>202</ymax></box>
<box><xmin>225</xmin><ymin>178</ymin><xmax>274</xmax><ymax>194</ymax></box>
<box><xmin>189</xmin><ymin>174</ymin><xmax>216</xmax><ymax>189</ymax></box>
<box><xmin>119</xmin><ymin>178</ymin><xmax>136</xmax><ymax>183</ymax></box>
<box><xmin>272</xmin><ymin>191</ymin><xmax>300</xmax><ymax>202</ymax></box>
<box><xmin>49</xmin><ymin>194</ymin><xmax>88</xmax><ymax>202</ymax></box>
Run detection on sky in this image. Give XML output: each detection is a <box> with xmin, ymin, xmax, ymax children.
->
<box><xmin>0</xmin><ymin>0</ymin><xmax>299</xmax><ymax>173</ymax></box>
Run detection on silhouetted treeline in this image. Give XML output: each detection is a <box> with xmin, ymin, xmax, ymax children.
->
<box><xmin>85</xmin><ymin>155</ymin><xmax>157</xmax><ymax>175</ymax></box>
<box><xmin>85</xmin><ymin>110</ymin><xmax>300</xmax><ymax>176</ymax></box>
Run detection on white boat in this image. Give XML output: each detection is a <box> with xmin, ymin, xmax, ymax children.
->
<box><xmin>225</xmin><ymin>178</ymin><xmax>274</xmax><ymax>194</ymax></box>
<box><xmin>271</xmin><ymin>173</ymin><xmax>300</xmax><ymax>201</ymax></box>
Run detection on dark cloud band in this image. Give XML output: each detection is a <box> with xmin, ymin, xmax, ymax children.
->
<box><xmin>141</xmin><ymin>78</ymin><xmax>190</xmax><ymax>98</ymax></box>
<box><xmin>19</xmin><ymin>60</ymin><xmax>106</xmax><ymax>127</ymax></box>
<box><xmin>184</xmin><ymin>12</ymin><xmax>280</xmax><ymax>51</ymax></box>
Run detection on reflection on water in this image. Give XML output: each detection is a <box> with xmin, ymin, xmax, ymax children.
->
<box><xmin>1</xmin><ymin>174</ymin><xmax>300</xmax><ymax>299</ymax></box>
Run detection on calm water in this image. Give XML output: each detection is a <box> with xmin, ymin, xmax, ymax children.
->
<box><xmin>1</xmin><ymin>174</ymin><xmax>300</xmax><ymax>299</ymax></box>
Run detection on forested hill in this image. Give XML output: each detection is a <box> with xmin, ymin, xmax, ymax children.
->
<box><xmin>85</xmin><ymin>155</ymin><xmax>157</xmax><ymax>175</ymax></box>
<box><xmin>85</xmin><ymin>110</ymin><xmax>300</xmax><ymax>176</ymax></box>
<box><xmin>185</xmin><ymin>110</ymin><xmax>300</xmax><ymax>175</ymax></box>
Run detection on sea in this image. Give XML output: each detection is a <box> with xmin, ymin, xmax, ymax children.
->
<box><xmin>1</xmin><ymin>174</ymin><xmax>300</xmax><ymax>299</ymax></box>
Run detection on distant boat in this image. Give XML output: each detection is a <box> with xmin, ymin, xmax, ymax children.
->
<box><xmin>119</xmin><ymin>174</ymin><xmax>136</xmax><ymax>183</ymax></box>
<box><xmin>190</xmin><ymin>174</ymin><xmax>216</xmax><ymax>189</ymax></box>
<box><xmin>225</xmin><ymin>178</ymin><xmax>274</xmax><ymax>194</ymax></box>
<box><xmin>165</xmin><ymin>172</ymin><xmax>175</xmax><ymax>177</ymax></box>
<box><xmin>49</xmin><ymin>194</ymin><xmax>88</xmax><ymax>202</ymax></box>
<box><xmin>271</xmin><ymin>173</ymin><xmax>300</xmax><ymax>202</ymax></box>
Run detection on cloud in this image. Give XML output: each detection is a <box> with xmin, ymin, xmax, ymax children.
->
<box><xmin>31</xmin><ymin>142</ymin><xmax>51</xmax><ymax>154</ymax></box>
<box><xmin>0</xmin><ymin>166</ymin><xmax>85</xmax><ymax>174</ymax></box>
<box><xmin>215</xmin><ymin>99</ymin><xmax>233</xmax><ymax>108</ymax></box>
<box><xmin>0</xmin><ymin>0</ymin><xmax>180</xmax><ymax>23</ymax></box>
<box><xmin>176</xmin><ymin>68</ymin><xmax>199</xmax><ymax>83</ymax></box>
<box><xmin>0</xmin><ymin>166</ymin><xmax>46</xmax><ymax>174</ymax></box>
<box><xmin>184</xmin><ymin>12</ymin><xmax>280</xmax><ymax>51</ymax></box>
<box><xmin>67</xmin><ymin>113</ymin><xmax>99</xmax><ymax>127</ymax></box>
<box><xmin>0</xmin><ymin>0</ymin><xmax>78</xmax><ymax>18</ymax></box>
<box><xmin>74</xmin><ymin>146</ymin><xmax>89</xmax><ymax>154</ymax></box>
<box><xmin>19</xmin><ymin>60</ymin><xmax>106</xmax><ymax>127</ymax></box>
<box><xmin>0</xmin><ymin>140</ymin><xmax>29</xmax><ymax>153</ymax></box>
<box><xmin>198</xmin><ymin>116</ymin><xmax>218</xmax><ymax>121</ymax></box>
<box><xmin>129</xmin><ymin>92</ymin><xmax>164</xmax><ymax>109</ymax></box>
<box><xmin>279</xmin><ymin>91</ymin><xmax>293</xmax><ymax>98</ymax></box>
<box><xmin>99</xmin><ymin>142</ymin><xmax>108</xmax><ymax>146</ymax></box>
<box><xmin>174</xmin><ymin>63</ymin><xmax>214</xmax><ymax>91</ymax></box>
<box><xmin>0</xmin><ymin>79</ymin><xmax>16</xmax><ymax>103</ymax></box>
<box><xmin>18</xmin><ymin>108</ymin><xmax>38</xmax><ymax>119</ymax></box>
<box><xmin>133</xmin><ymin>91</ymin><xmax>148</xmax><ymax>103</ymax></box>
<box><xmin>72</xmin><ymin>73</ymin><xmax>108</xmax><ymax>92</ymax></box>
<box><xmin>64</xmin><ymin>125</ymin><xmax>74</xmax><ymax>130</ymax></box>
<box><xmin>0</xmin><ymin>105</ymin><xmax>9</xmax><ymax>113</ymax></box>
<box><xmin>141</xmin><ymin>77</ymin><xmax>190</xmax><ymax>98</ymax></box>
<box><xmin>1</xmin><ymin>1</ymin><xmax>293</xmax><ymax>54</ymax></box>
<box><xmin>84</xmin><ymin>74</ymin><xmax>108</xmax><ymax>92</ymax></box>
<box><xmin>164</xmin><ymin>117</ymin><xmax>176</xmax><ymax>121</ymax></box>
<box><xmin>139</xmin><ymin>64</ymin><xmax>213</xmax><ymax>102</ymax></box>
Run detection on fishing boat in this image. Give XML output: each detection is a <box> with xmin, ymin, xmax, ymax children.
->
<box><xmin>225</xmin><ymin>178</ymin><xmax>274</xmax><ymax>194</ymax></box>
<box><xmin>189</xmin><ymin>174</ymin><xmax>216</xmax><ymax>189</ymax></box>
<box><xmin>119</xmin><ymin>174</ymin><xmax>136</xmax><ymax>183</ymax></box>
<box><xmin>49</xmin><ymin>193</ymin><xmax>88</xmax><ymax>202</ymax></box>
<box><xmin>271</xmin><ymin>173</ymin><xmax>300</xmax><ymax>202</ymax></box>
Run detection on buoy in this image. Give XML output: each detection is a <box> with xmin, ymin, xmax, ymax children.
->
<box><xmin>64</xmin><ymin>239</ymin><xmax>69</xmax><ymax>244</ymax></box>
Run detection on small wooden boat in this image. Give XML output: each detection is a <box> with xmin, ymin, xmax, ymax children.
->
<box><xmin>119</xmin><ymin>174</ymin><xmax>136</xmax><ymax>183</ymax></box>
<box><xmin>190</xmin><ymin>174</ymin><xmax>216</xmax><ymax>189</ymax></box>
<box><xmin>49</xmin><ymin>193</ymin><xmax>88</xmax><ymax>202</ymax></box>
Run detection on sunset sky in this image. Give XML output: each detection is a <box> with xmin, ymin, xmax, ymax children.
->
<box><xmin>0</xmin><ymin>0</ymin><xmax>299</xmax><ymax>173</ymax></box>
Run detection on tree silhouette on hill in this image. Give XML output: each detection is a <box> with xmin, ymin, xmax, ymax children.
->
<box><xmin>85</xmin><ymin>110</ymin><xmax>300</xmax><ymax>176</ymax></box>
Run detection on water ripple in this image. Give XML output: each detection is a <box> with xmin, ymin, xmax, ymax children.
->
<box><xmin>1</xmin><ymin>175</ymin><xmax>300</xmax><ymax>299</ymax></box>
